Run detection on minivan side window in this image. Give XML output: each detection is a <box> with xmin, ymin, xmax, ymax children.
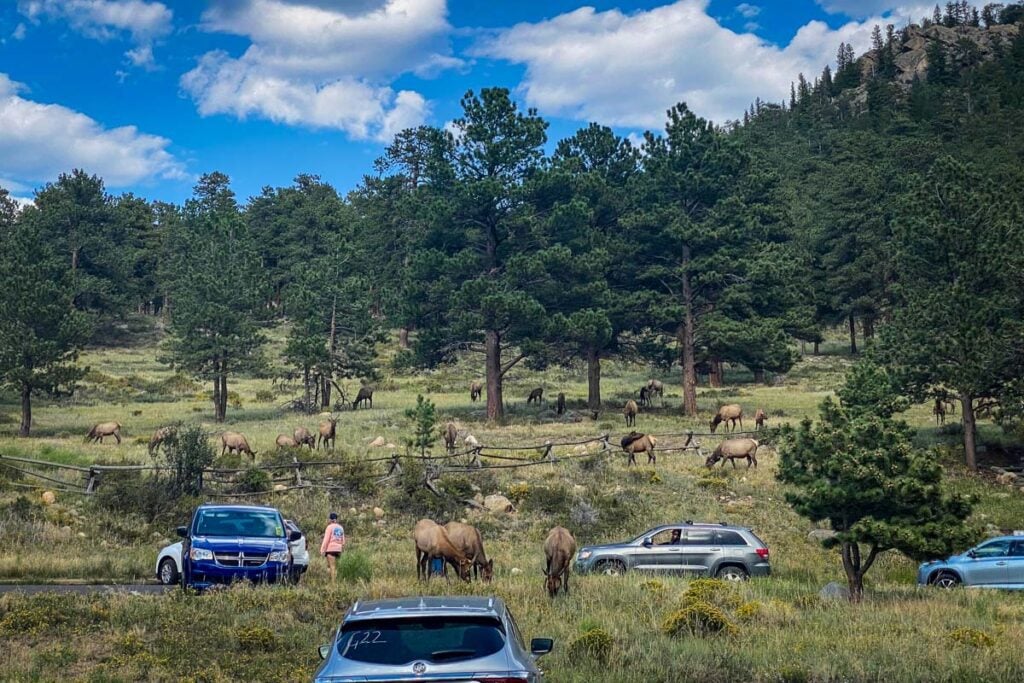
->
<box><xmin>716</xmin><ymin>530</ymin><xmax>748</xmax><ymax>546</ymax></box>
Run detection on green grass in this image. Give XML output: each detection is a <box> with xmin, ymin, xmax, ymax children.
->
<box><xmin>1</xmin><ymin>324</ymin><xmax>1023</xmax><ymax>681</ymax></box>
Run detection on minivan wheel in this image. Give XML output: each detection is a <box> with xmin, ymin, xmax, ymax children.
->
<box><xmin>716</xmin><ymin>565</ymin><xmax>749</xmax><ymax>582</ymax></box>
<box><xmin>158</xmin><ymin>558</ymin><xmax>180</xmax><ymax>586</ymax></box>
<box><xmin>933</xmin><ymin>572</ymin><xmax>961</xmax><ymax>589</ymax></box>
<box><xmin>598</xmin><ymin>560</ymin><xmax>626</xmax><ymax>576</ymax></box>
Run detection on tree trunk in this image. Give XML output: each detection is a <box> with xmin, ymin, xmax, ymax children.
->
<box><xmin>399</xmin><ymin>327</ymin><xmax>410</xmax><ymax>350</ymax></box>
<box><xmin>848</xmin><ymin>314</ymin><xmax>858</xmax><ymax>355</ymax></box>
<box><xmin>323</xmin><ymin>297</ymin><xmax>337</xmax><ymax>408</ymax></box>
<box><xmin>19</xmin><ymin>384</ymin><xmax>31</xmax><ymax>437</ymax></box>
<box><xmin>485</xmin><ymin>329</ymin><xmax>504</xmax><ymax>422</ymax></box>
<box><xmin>862</xmin><ymin>316</ymin><xmax>875</xmax><ymax>342</ymax></box>
<box><xmin>841</xmin><ymin>541</ymin><xmax>864</xmax><ymax>604</ymax></box>
<box><xmin>216</xmin><ymin>369</ymin><xmax>228</xmax><ymax>423</ymax></box>
<box><xmin>303</xmin><ymin>366</ymin><xmax>311</xmax><ymax>413</ymax></box>
<box><xmin>961</xmin><ymin>393</ymin><xmax>978</xmax><ymax>472</ymax></box>
<box><xmin>212</xmin><ymin>359</ymin><xmax>222</xmax><ymax>422</ymax></box>
<box><xmin>71</xmin><ymin>247</ymin><xmax>79</xmax><ymax>272</ymax></box>
<box><xmin>813</xmin><ymin>340</ymin><xmax>820</xmax><ymax>355</ymax></box>
<box><xmin>753</xmin><ymin>369</ymin><xmax>766</xmax><ymax>384</ymax></box>
<box><xmin>322</xmin><ymin>375</ymin><xmax>332</xmax><ymax>408</ymax></box>
<box><xmin>586</xmin><ymin>346</ymin><xmax>602</xmax><ymax>411</ymax></box>
<box><xmin>709</xmin><ymin>360</ymin><xmax>724</xmax><ymax>388</ymax></box>
<box><xmin>679</xmin><ymin>246</ymin><xmax>698</xmax><ymax>417</ymax></box>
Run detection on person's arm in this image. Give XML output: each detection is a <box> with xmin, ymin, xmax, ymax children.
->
<box><xmin>320</xmin><ymin>526</ymin><xmax>331</xmax><ymax>555</ymax></box>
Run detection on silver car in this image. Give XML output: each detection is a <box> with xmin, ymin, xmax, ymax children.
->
<box><xmin>574</xmin><ymin>521</ymin><xmax>771</xmax><ymax>580</ymax></box>
<box><xmin>313</xmin><ymin>596</ymin><xmax>553</xmax><ymax>682</ymax></box>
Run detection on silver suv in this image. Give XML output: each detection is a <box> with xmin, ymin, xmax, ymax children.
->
<box><xmin>574</xmin><ymin>521</ymin><xmax>771</xmax><ymax>580</ymax></box>
<box><xmin>313</xmin><ymin>596</ymin><xmax>553</xmax><ymax>682</ymax></box>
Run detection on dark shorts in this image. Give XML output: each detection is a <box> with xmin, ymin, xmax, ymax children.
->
<box><xmin>326</xmin><ymin>551</ymin><xmax>341</xmax><ymax>558</ymax></box>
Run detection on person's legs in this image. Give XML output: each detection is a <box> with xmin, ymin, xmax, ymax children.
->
<box><xmin>326</xmin><ymin>553</ymin><xmax>337</xmax><ymax>582</ymax></box>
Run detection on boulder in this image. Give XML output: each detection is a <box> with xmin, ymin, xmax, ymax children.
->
<box><xmin>483</xmin><ymin>494</ymin><xmax>515</xmax><ymax>514</ymax></box>
<box><xmin>997</xmin><ymin>472</ymin><xmax>1019</xmax><ymax>486</ymax></box>
<box><xmin>819</xmin><ymin>582</ymin><xmax>850</xmax><ymax>601</ymax></box>
<box><xmin>385</xmin><ymin>443</ymin><xmax>396</xmax><ymax>449</ymax></box>
<box><xmin>369</xmin><ymin>436</ymin><xmax>386</xmax><ymax>447</ymax></box>
<box><xmin>373</xmin><ymin>506</ymin><xmax>385</xmax><ymax>519</ymax></box>
<box><xmin>273</xmin><ymin>484</ymin><xmax>287</xmax><ymax>492</ymax></box>
<box><xmin>510</xmin><ymin>567</ymin><xmax>522</xmax><ymax>576</ymax></box>
<box><xmin>472</xmin><ymin>493</ymin><xmax>485</xmax><ymax>505</ymax></box>
<box><xmin>465</xmin><ymin>434</ymin><xmax>480</xmax><ymax>448</ymax></box>
<box><xmin>41</xmin><ymin>491</ymin><xmax>56</xmax><ymax>505</ymax></box>
<box><xmin>349</xmin><ymin>507</ymin><xmax>358</xmax><ymax>515</ymax></box>
<box><xmin>807</xmin><ymin>529</ymin><xmax>838</xmax><ymax>543</ymax></box>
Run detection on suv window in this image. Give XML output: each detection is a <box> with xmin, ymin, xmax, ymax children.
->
<box><xmin>716</xmin><ymin>530</ymin><xmax>748</xmax><ymax>546</ymax></box>
<box><xmin>1009</xmin><ymin>541</ymin><xmax>1024</xmax><ymax>557</ymax></box>
<box><xmin>651</xmin><ymin>528</ymin><xmax>681</xmax><ymax>545</ymax></box>
<box><xmin>973</xmin><ymin>540</ymin><xmax>1010</xmax><ymax>558</ymax></box>
<box><xmin>337</xmin><ymin>617</ymin><xmax>506</xmax><ymax>665</ymax></box>
<box><xmin>681</xmin><ymin>529</ymin><xmax>715</xmax><ymax>545</ymax></box>
<box><xmin>195</xmin><ymin>509</ymin><xmax>284</xmax><ymax>538</ymax></box>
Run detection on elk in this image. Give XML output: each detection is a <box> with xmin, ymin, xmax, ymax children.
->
<box><xmin>638</xmin><ymin>386</ymin><xmax>651</xmax><ymax>408</ymax></box>
<box><xmin>527</xmin><ymin>387</ymin><xmax>544</xmax><ymax>405</ymax></box>
<box><xmin>754</xmin><ymin>408</ymin><xmax>767</xmax><ymax>430</ymax></box>
<box><xmin>933</xmin><ymin>399</ymin><xmax>946</xmax><ymax>425</ymax></box>
<box><xmin>318</xmin><ymin>416</ymin><xmax>338</xmax><ymax>450</ymax></box>
<box><xmin>543</xmin><ymin>526</ymin><xmax>577</xmax><ymax>598</ymax></box>
<box><xmin>148</xmin><ymin>426</ymin><xmax>173</xmax><ymax>455</ymax></box>
<box><xmin>413</xmin><ymin>519</ymin><xmax>471</xmax><ymax>582</ymax></box>
<box><xmin>647</xmin><ymin>379</ymin><xmax>664</xmax><ymax>404</ymax></box>
<box><xmin>470</xmin><ymin>381</ymin><xmax>483</xmax><ymax>402</ymax></box>
<box><xmin>705</xmin><ymin>438</ymin><xmax>759</xmax><ymax>469</ymax></box>
<box><xmin>556</xmin><ymin>392</ymin><xmax>566</xmax><ymax>415</ymax></box>
<box><xmin>221</xmin><ymin>431</ymin><xmax>256</xmax><ymax>460</ymax></box>
<box><xmin>444</xmin><ymin>521</ymin><xmax>494</xmax><ymax>582</ymax></box>
<box><xmin>85</xmin><ymin>422</ymin><xmax>122</xmax><ymax>445</ymax></box>
<box><xmin>710</xmin><ymin>404</ymin><xmax>743</xmax><ymax>433</ymax></box>
<box><xmin>275</xmin><ymin>434</ymin><xmax>297</xmax><ymax>449</ymax></box>
<box><xmin>354</xmin><ymin>386</ymin><xmax>374</xmax><ymax>409</ymax></box>
<box><xmin>623</xmin><ymin>399</ymin><xmax>638</xmax><ymax>427</ymax></box>
<box><xmin>443</xmin><ymin>421</ymin><xmax>458</xmax><ymax>452</ymax></box>
<box><xmin>293</xmin><ymin>426</ymin><xmax>316</xmax><ymax>449</ymax></box>
<box><xmin>621</xmin><ymin>432</ymin><xmax>657</xmax><ymax>466</ymax></box>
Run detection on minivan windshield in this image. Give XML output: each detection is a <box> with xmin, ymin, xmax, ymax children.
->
<box><xmin>194</xmin><ymin>509</ymin><xmax>284</xmax><ymax>538</ymax></box>
<box><xmin>337</xmin><ymin>617</ymin><xmax>506</xmax><ymax>665</ymax></box>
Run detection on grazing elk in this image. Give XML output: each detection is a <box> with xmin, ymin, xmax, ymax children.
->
<box><xmin>354</xmin><ymin>387</ymin><xmax>374</xmax><ymax>409</ymax></box>
<box><xmin>621</xmin><ymin>432</ymin><xmax>657</xmax><ymax>466</ymax></box>
<box><xmin>317</xmin><ymin>415</ymin><xmax>338</xmax><ymax>450</ymax></box>
<box><xmin>623</xmin><ymin>400</ymin><xmax>638</xmax><ymax>427</ymax></box>
<box><xmin>413</xmin><ymin>519</ymin><xmax>471</xmax><ymax>582</ymax></box>
<box><xmin>933</xmin><ymin>399</ymin><xmax>946</xmax><ymax>425</ymax></box>
<box><xmin>638</xmin><ymin>386</ymin><xmax>651</xmax><ymax>408</ymax></box>
<box><xmin>543</xmin><ymin>526</ymin><xmax>577</xmax><ymax>598</ymax></box>
<box><xmin>293</xmin><ymin>426</ymin><xmax>316</xmax><ymax>449</ymax></box>
<box><xmin>444</xmin><ymin>521</ymin><xmax>494</xmax><ymax>582</ymax></box>
<box><xmin>470</xmin><ymin>381</ymin><xmax>483</xmax><ymax>402</ymax></box>
<box><xmin>86</xmin><ymin>422</ymin><xmax>122</xmax><ymax>445</ymax></box>
<box><xmin>148</xmin><ymin>426</ymin><xmax>173</xmax><ymax>455</ymax></box>
<box><xmin>221</xmin><ymin>431</ymin><xmax>256</xmax><ymax>460</ymax></box>
<box><xmin>710</xmin><ymin>404</ymin><xmax>743</xmax><ymax>433</ymax></box>
<box><xmin>527</xmin><ymin>387</ymin><xmax>544</xmax><ymax>405</ymax></box>
<box><xmin>275</xmin><ymin>434</ymin><xmax>297</xmax><ymax>449</ymax></box>
<box><xmin>705</xmin><ymin>438</ymin><xmax>759</xmax><ymax>469</ymax></box>
<box><xmin>443</xmin><ymin>422</ymin><xmax>458</xmax><ymax>452</ymax></box>
<box><xmin>556</xmin><ymin>392</ymin><xmax>566</xmax><ymax>416</ymax></box>
<box><xmin>754</xmin><ymin>408</ymin><xmax>767</xmax><ymax>430</ymax></box>
<box><xmin>647</xmin><ymin>379</ymin><xmax>664</xmax><ymax>404</ymax></box>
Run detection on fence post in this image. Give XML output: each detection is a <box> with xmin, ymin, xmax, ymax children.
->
<box><xmin>471</xmin><ymin>448</ymin><xmax>482</xmax><ymax>468</ymax></box>
<box><xmin>292</xmin><ymin>456</ymin><xmax>303</xmax><ymax>487</ymax></box>
<box><xmin>85</xmin><ymin>467</ymin><xmax>100</xmax><ymax>494</ymax></box>
<box><xmin>543</xmin><ymin>443</ymin><xmax>555</xmax><ymax>463</ymax></box>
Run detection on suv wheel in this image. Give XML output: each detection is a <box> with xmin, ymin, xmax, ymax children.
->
<box><xmin>932</xmin><ymin>571</ymin><xmax>961</xmax><ymax>589</ymax></box>
<box><xmin>158</xmin><ymin>558</ymin><xmax>180</xmax><ymax>586</ymax></box>
<box><xmin>715</xmin><ymin>565</ymin><xmax>749</xmax><ymax>582</ymax></box>
<box><xmin>597</xmin><ymin>560</ymin><xmax>626</xmax><ymax>576</ymax></box>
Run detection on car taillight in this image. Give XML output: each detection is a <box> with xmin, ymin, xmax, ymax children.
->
<box><xmin>756</xmin><ymin>548</ymin><xmax>770</xmax><ymax>560</ymax></box>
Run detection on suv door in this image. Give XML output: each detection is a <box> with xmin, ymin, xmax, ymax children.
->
<box><xmin>678</xmin><ymin>528</ymin><xmax>717</xmax><ymax>575</ymax></box>
<box><xmin>1007</xmin><ymin>540</ymin><xmax>1024</xmax><ymax>585</ymax></box>
<box><xmin>633</xmin><ymin>528</ymin><xmax>683</xmax><ymax>572</ymax></box>
<box><xmin>962</xmin><ymin>539</ymin><xmax>1010</xmax><ymax>585</ymax></box>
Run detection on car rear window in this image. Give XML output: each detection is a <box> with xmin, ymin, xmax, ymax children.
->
<box><xmin>337</xmin><ymin>617</ymin><xmax>506</xmax><ymax>665</ymax></box>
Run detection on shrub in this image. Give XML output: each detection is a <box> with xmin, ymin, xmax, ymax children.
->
<box><xmin>793</xmin><ymin>594</ymin><xmax>824</xmax><ymax>610</ymax></box>
<box><xmin>696</xmin><ymin>476</ymin><xmax>728</xmax><ymax>492</ymax></box>
<box><xmin>662</xmin><ymin>600</ymin><xmax>738</xmax><ymax>637</ymax></box>
<box><xmin>254</xmin><ymin>390</ymin><xmax>276</xmax><ymax>403</ymax></box>
<box><xmin>93</xmin><ymin>469</ymin><xmax>177</xmax><ymax>525</ymax></box>
<box><xmin>640</xmin><ymin>579</ymin><xmax>665</xmax><ymax>594</ymax></box>
<box><xmin>235</xmin><ymin>625</ymin><xmax>276</xmax><ymax>652</ymax></box>
<box><xmin>735</xmin><ymin>601</ymin><xmax>764</xmax><ymax>622</ymax></box>
<box><xmin>524</xmin><ymin>485</ymin><xmax>570</xmax><ymax>514</ymax></box>
<box><xmin>566</xmin><ymin>628</ymin><xmax>613</xmax><ymax>664</ymax></box>
<box><xmin>337</xmin><ymin>551</ymin><xmax>373</xmax><ymax>582</ymax></box>
<box><xmin>162</xmin><ymin>425</ymin><xmax>215</xmax><ymax>497</ymax></box>
<box><xmin>506</xmin><ymin>481</ymin><xmax>530</xmax><ymax>503</ymax></box>
<box><xmin>235</xmin><ymin>468</ymin><xmax>271</xmax><ymax>494</ymax></box>
<box><xmin>947</xmin><ymin>627</ymin><xmax>995</xmax><ymax>648</ymax></box>
<box><xmin>570</xmin><ymin>500</ymin><xmax>599</xmax><ymax>527</ymax></box>
<box><xmin>682</xmin><ymin>578</ymin><xmax>741</xmax><ymax>609</ymax></box>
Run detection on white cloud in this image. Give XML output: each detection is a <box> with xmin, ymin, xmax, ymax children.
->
<box><xmin>736</xmin><ymin>3</ymin><xmax>761</xmax><ymax>18</ymax></box>
<box><xmin>18</xmin><ymin>0</ymin><xmax>172</xmax><ymax>68</ymax></box>
<box><xmin>12</xmin><ymin>23</ymin><xmax>27</xmax><ymax>40</ymax></box>
<box><xmin>0</xmin><ymin>73</ymin><xmax>185</xmax><ymax>189</ymax></box>
<box><xmin>475</xmin><ymin>0</ymin><xmax>939</xmax><ymax>128</ymax></box>
<box><xmin>816</xmin><ymin>1</ymin><xmax>981</xmax><ymax>19</ymax></box>
<box><xmin>181</xmin><ymin>0</ymin><xmax>459</xmax><ymax>141</ymax></box>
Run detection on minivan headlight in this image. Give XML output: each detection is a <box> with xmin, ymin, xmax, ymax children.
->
<box><xmin>268</xmin><ymin>550</ymin><xmax>290</xmax><ymax>563</ymax></box>
<box><xmin>578</xmin><ymin>550</ymin><xmax>592</xmax><ymax>561</ymax></box>
<box><xmin>190</xmin><ymin>548</ymin><xmax>213</xmax><ymax>561</ymax></box>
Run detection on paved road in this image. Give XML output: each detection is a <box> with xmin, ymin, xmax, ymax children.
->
<box><xmin>0</xmin><ymin>584</ymin><xmax>168</xmax><ymax>595</ymax></box>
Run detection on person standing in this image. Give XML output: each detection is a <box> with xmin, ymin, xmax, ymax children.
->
<box><xmin>320</xmin><ymin>512</ymin><xmax>346</xmax><ymax>582</ymax></box>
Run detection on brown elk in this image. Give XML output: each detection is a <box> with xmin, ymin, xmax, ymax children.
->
<box><xmin>933</xmin><ymin>399</ymin><xmax>946</xmax><ymax>425</ymax></box>
<box><xmin>623</xmin><ymin>400</ymin><xmax>638</xmax><ymax>427</ymax></box>
<box><xmin>705</xmin><ymin>438</ymin><xmax>759</xmax><ymax>469</ymax></box>
<box><xmin>754</xmin><ymin>408</ymin><xmax>767</xmax><ymax>430</ymax></box>
<box><xmin>470</xmin><ymin>381</ymin><xmax>483</xmax><ymax>402</ymax></box>
<box><xmin>275</xmin><ymin>434</ymin><xmax>297</xmax><ymax>449</ymax></box>
<box><xmin>317</xmin><ymin>416</ymin><xmax>338</xmax><ymax>450</ymax></box>
<box><xmin>527</xmin><ymin>387</ymin><xmax>544</xmax><ymax>405</ymax></box>
<box><xmin>621</xmin><ymin>432</ymin><xmax>657</xmax><ymax>466</ymax></box>
<box><xmin>444</xmin><ymin>521</ymin><xmax>494</xmax><ymax>582</ymax></box>
<box><xmin>148</xmin><ymin>426</ymin><xmax>173</xmax><ymax>455</ymax></box>
<box><xmin>556</xmin><ymin>392</ymin><xmax>566</xmax><ymax>415</ymax></box>
<box><xmin>354</xmin><ymin>386</ymin><xmax>374</xmax><ymax>409</ymax></box>
<box><xmin>443</xmin><ymin>422</ymin><xmax>458</xmax><ymax>452</ymax></box>
<box><xmin>293</xmin><ymin>426</ymin><xmax>316</xmax><ymax>449</ymax></box>
<box><xmin>413</xmin><ymin>519</ymin><xmax>471</xmax><ymax>582</ymax></box>
<box><xmin>638</xmin><ymin>386</ymin><xmax>651</xmax><ymax>407</ymax></box>
<box><xmin>710</xmin><ymin>404</ymin><xmax>743</xmax><ymax>433</ymax></box>
<box><xmin>86</xmin><ymin>422</ymin><xmax>122</xmax><ymax>444</ymax></box>
<box><xmin>221</xmin><ymin>431</ymin><xmax>256</xmax><ymax>459</ymax></box>
<box><xmin>647</xmin><ymin>379</ymin><xmax>664</xmax><ymax>404</ymax></box>
<box><xmin>543</xmin><ymin>526</ymin><xmax>577</xmax><ymax>598</ymax></box>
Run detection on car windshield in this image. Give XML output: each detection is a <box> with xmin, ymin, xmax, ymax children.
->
<box><xmin>194</xmin><ymin>509</ymin><xmax>284</xmax><ymax>538</ymax></box>
<box><xmin>337</xmin><ymin>617</ymin><xmax>506</xmax><ymax>665</ymax></box>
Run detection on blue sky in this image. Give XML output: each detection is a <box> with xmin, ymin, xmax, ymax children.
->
<box><xmin>0</xmin><ymin>0</ymin><xmax>947</xmax><ymax>205</ymax></box>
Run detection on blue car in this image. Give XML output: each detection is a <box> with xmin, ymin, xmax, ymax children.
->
<box><xmin>176</xmin><ymin>503</ymin><xmax>300</xmax><ymax>590</ymax></box>
<box><xmin>917</xmin><ymin>535</ymin><xmax>1024</xmax><ymax>589</ymax></box>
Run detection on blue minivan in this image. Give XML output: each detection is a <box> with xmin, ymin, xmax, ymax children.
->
<box><xmin>177</xmin><ymin>503</ymin><xmax>299</xmax><ymax>589</ymax></box>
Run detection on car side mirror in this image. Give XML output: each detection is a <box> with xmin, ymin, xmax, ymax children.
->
<box><xmin>642</xmin><ymin>537</ymin><xmax>652</xmax><ymax>546</ymax></box>
<box><xmin>967</xmin><ymin>549</ymin><xmax>977</xmax><ymax>559</ymax></box>
<box><xmin>288</xmin><ymin>530</ymin><xmax>302</xmax><ymax>542</ymax></box>
<box><xmin>176</xmin><ymin>526</ymin><xmax>188</xmax><ymax>538</ymax></box>
<box><xmin>318</xmin><ymin>644</ymin><xmax>330</xmax><ymax>660</ymax></box>
<box><xmin>531</xmin><ymin>637</ymin><xmax>553</xmax><ymax>657</ymax></box>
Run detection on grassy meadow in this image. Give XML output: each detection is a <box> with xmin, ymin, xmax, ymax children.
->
<box><xmin>1</xmin><ymin>322</ymin><xmax>1024</xmax><ymax>682</ymax></box>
